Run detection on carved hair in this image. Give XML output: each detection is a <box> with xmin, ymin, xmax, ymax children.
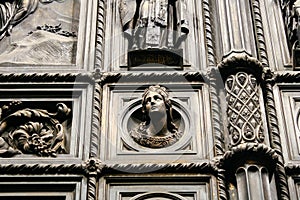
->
<box><xmin>141</xmin><ymin>85</ymin><xmax>178</xmax><ymax>133</ymax></box>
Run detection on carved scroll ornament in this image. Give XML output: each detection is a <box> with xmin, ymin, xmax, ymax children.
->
<box><xmin>0</xmin><ymin>0</ymin><xmax>64</xmax><ymax>41</ymax></box>
<box><xmin>130</xmin><ymin>85</ymin><xmax>182</xmax><ymax>148</ymax></box>
<box><xmin>0</xmin><ymin>101</ymin><xmax>71</xmax><ymax>157</ymax></box>
<box><xmin>225</xmin><ymin>72</ymin><xmax>264</xmax><ymax>146</ymax></box>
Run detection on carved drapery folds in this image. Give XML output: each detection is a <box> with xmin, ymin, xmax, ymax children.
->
<box><xmin>281</xmin><ymin>0</ymin><xmax>300</xmax><ymax>68</ymax></box>
<box><xmin>119</xmin><ymin>0</ymin><xmax>189</xmax><ymax>50</ymax></box>
<box><xmin>281</xmin><ymin>0</ymin><xmax>299</xmax><ymax>49</ymax></box>
<box><xmin>0</xmin><ymin>101</ymin><xmax>71</xmax><ymax>157</ymax></box>
<box><xmin>225</xmin><ymin>72</ymin><xmax>264</xmax><ymax>146</ymax></box>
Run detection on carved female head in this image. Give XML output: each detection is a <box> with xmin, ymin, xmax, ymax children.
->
<box><xmin>141</xmin><ymin>85</ymin><xmax>178</xmax><ymax>133</ymax></box>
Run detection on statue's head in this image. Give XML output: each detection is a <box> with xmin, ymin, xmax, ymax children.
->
<box><xmin>141</xmin><ymin>85</ymin><xmax>178</xmax><ymax>133</ymax></box>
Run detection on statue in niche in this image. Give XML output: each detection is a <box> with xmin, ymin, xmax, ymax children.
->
<box><xmin>0</xmin><ymin>0</ymin><xmax>64</xmax><ymax>41</ymax></box>
<box><xmin>0</xmin><ymin>101</ymin><xmax>71</xmax><ymax>157</ymax></box>
<box><xmin>130</xmin><ymin>85</ymin><xmax>182</xmax><ymax>148</ymax></box>
<box><xmin>119</xmin><ymin>0</ymin><xmax>189</xmax><ymax>50</ymax></box>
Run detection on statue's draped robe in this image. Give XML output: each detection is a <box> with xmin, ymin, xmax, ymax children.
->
<box><xmin>119</xmin><ymin>0</ymin><xmax>189</xmax><ymax>49</ymax></box>
<box><xmin>0</xmin><ymin>0</ymin><xmax>39</xmax><ymax>40</ymax></box>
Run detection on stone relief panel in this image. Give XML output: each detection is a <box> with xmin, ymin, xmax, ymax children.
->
<box><xmin>0</xmin><ymin>101</ymin><xmax>71</xmax><ymax>157</ymax></box>
<box><xmin>101</xmin><ymin>83</ymin><xmax>213</xmax><ymax>162</ymax></box>
<box><xmin>0</xmin><ymin>82</ymin><xmax>93</xmax><ymax>162</ymax></box>
<box><xmin>100</xmin><ymin>176</ymin><xmax>217</xmax><ymax>200</ymax></box>
<box><xmin>0</xmin><ymin>0</ymin><xmax>80</xmax><ymax>66</ymax></box>
<box><xmin>103</xmin><ymin>0</ymin><xmax>207</xmax><ymax>71</ymax></box>
<box><xmin>225</xmin><ymin>72</ymin><xmax>264</xmax><ymax>147</ymax></box>
<box><xmin>274</xmin><ymin>84</ymin><xmax>300</xmax><ymax>162</ymax></box>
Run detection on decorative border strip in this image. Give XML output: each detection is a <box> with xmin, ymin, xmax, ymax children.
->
<box><xmin>0</xmin><ymin>163</ymin><xmax>84</xmax><ymax>175</ymax></box>
<box><xmin>0</xmin><ymin>161</ymin><xmax>217</xmax><ymax>176</ymax></box>
<box><xmin>252</xmin><ymin>0</ymin><xmax>269</xmax><ymax>66</ymax></box>
<box><xmin>262</xmin><ymin>70</ymin><xmax>290</xmax><ymax>200</ymax></box>
<box><xmin>99</xmin><ymin>72</ymin><xmax>206</xmax><ymax>85</ymax></box>
<box><xmin>104</xmin><ymin>161</ymin><xmax>218</xmax><ymax>175</ymax></box>
<box><xmin>203</xmin><ymin>0</ymin><xmax>216</xmax><ymax>66</ymax></box>
<box><xmin>0</xmin><ymin>72</ymin><xmax>207</xmax><ymax>84</ymax></box>
<box><xmin>95</xmin><ymin>0</ymin><xmax>106</xmax><ymax>69</ymax></box>
<box><xmin>90</xmin><ymin>82</ymin><xmax>102</xmax><ymax>157</ymax></box>
<box><xmin>0</xmin><ymin>73</ymin><xmax>93</xmax><ymax>82</ymax></box>
<box><xmin>208</xmin><ymin>68</ymin><xmax>225</xmax><ymax>156</ymax></box>
<box><xmin>276</xmin><ymin>71</ymin><xmax>300</xmax><ymax>83</ymax></box>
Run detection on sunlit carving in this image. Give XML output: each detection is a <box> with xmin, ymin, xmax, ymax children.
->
<box><xmin>130</xmin><ymin>85</ymin><xmax>182</xmax><ymax>148</ymax></box>
<box><xmin>225</xmin><ymin>72</ymin><xmax>264</xmax><ymax>146</ymax></box>
<box><xmin>0</xmin><ymin>101</ymin><xmax>71</xmax><ymax>157</ymax></box>
<box><xmin>0</xmin><ymin>0</ymin><xmax>64</xmax><ymax>41</ymax></box>
<box><xmin>119</xmin><ymin>0</ymin><xmax>189</xmax><ymax>50</ymax></box>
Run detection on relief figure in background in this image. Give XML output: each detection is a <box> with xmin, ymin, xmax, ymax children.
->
<box><xmin>0</xmin><ymin>0</ymin><xmax>64</xmax><ymax>41</ymax></box>
<box><xmin>119</xmin><ymin>0</ymin><xmax>189</xmax><ymax>49</ymax></box>
<box><xmin>130</xmin><ymin>85</ymin><xmax>182</xmax><ymax>148</ymax></box>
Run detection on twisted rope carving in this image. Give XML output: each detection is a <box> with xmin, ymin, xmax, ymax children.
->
<box><xmin>276</xmin><ymin>71</ymin><xmax>300</xmax><ymax>82</ymax></box>
<box><xmin>203</xmin><ymin>0</ymin><xmax>216</xmax><ymax>66</ymax></box>
<box><xmin>263</xmin><ymin>80</ymin><xmax>290</xmax><ymax>200</ymax></box>
<box><xmin>217</xmin><ymin>169</ymin><xmax>228</xmax><ymax>200</ymax></box>
<box><xmin>0</xmin><ymin>73</ymin><xmax>92</xmax><ymax>82</ymax></box>
<box><xmin>208</xmin><ymin>69</ymin><xmax>225</xmax><ymax>156</ymax></box>
<box><xmin>209</xmin><ymin>69</ymin><xmax>227</xmax><ymax>199</ymax></box>
<box><xmin>105</xmin><ymin>162</ymin><xmax>217</xmax><ymax>174</ymax></box>
<box><xmin>99</xmin><ymin>72</ymin><xmax>205</xmax><ymax>84</ymax></box>
<box><xmin>90</xmin><ymin>82</ymin><xmax>102</xmax><ymax>157</ymax></box>
<box><xmin>0</xmin><ymin>163</ymin><xmax>84</xmax><ymax>174</ymax></box>
<box><xmin>252</xmin><ymin>0</ymin><xmax>269</xmax><ymax>66</ymax></box>
<box><xmin>95</xmin><ymin>0</ymin><xmax>105</xmax><ymax>69</ymax></box>
<box><xmin>87</xmin><ymin>175</ymin><xmax>97</xmax><ymax>200</ymax></box>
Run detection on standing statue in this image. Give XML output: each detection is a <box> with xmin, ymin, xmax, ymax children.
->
<box><xmin>0</xmin><ymin>0</ymin><xmax>64</xmax><ymax>41</ymax></box>
<box><xmin>130</xmin><ymin>85</ymin><xmax>182</xmax><ymax>148</ymax></box>
<box><xmin>119</xmin><ymin>0</ymin><xmax>189</xmax><ymax>49</ymax></box>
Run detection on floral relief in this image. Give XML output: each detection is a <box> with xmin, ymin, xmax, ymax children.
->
<box><xmin>0</xmin><ymin>101</ymin><xmax>71</xmax><ymax>157</ymax></box>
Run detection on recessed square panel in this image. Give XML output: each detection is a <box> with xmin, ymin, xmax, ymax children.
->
<box><xmin>0</xmin><ymin>82</ymin><xmax>93</xmax><ymax>162</ymax></box>
<box><xmin>0</xmin><ymin>175</ymin><xmax>86</xmax><ymax>200</ymax></box>
<box><xmin>101</xmin><ymin>175</ymin><xmax>217</xmax><ymax>200</ymax></box>
<box><xmin>274</xmin><ymin>84</ymin><xmax>300</xmax><ymax>162</ymax></box>
<box><xmin>101</xmin><ymin>83</ymin><xmax>213</xmax><ymax>163</ymax></box>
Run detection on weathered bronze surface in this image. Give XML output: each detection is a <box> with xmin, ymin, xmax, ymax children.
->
<box><xmin>0</xmin><ymin>0</ymin><xmax>297</xmax><ymax>199</ymax></box>
<box><xmin>119</xmin><ymin>0</ymin><xmax>189</xmax><ymax>50</ymax></box>
<box><xmin>129</xmin><ymin>85</ymin><xmax>182</xmax><ymax>148</ymax></box>
<box><xmin>128</xmin><ymin>48</ymin><xmax>183</xmax><ymax>67</ymax></box>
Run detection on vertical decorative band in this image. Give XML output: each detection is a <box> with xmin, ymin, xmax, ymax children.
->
<box><xmin>252</xmin><ymin>0</ymin><xmax>269</xmax><ymax>66</ymax></box>
<box><xmin>95</xmin><ymin>0</ymin><xmax>105</xmax><ymax>69</ymax></box>
<box><xmin>90</xmin><ymin>82</ymin><xmax>102</xmax><ymax>157</ymax></box>
<box><xmin>209</xmin><ymin>69</ymin><xmax>225</xmax><ymax>155</ymax></box>
<box><xmin>203</xmin><ymin>0</ymin><xmax>216</xmax><ymax>66</ymax></box>
<box><xmin>262</xmin><ymin>73</ymin><xmax>290</xmax><ymax>199</ymax></box>
<box><xmin>87</xmin><ymin>175</ymin><xmax>97</xmax><ymax>200</ymax></box>
<box><xmin>225</xmin><ymin>72</ymin><xmax>264</xmax><ymax>146</ymax></box>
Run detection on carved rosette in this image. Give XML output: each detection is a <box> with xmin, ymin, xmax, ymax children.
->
<box><xmin>225</xmin><ymin>72</ymin><xmax>264</xmax><ymax>146</ymax></box>
<box><xmin>0</xmin><ymin>102</ymin><xmax>71</xmax><ymax>157</ymax></box>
